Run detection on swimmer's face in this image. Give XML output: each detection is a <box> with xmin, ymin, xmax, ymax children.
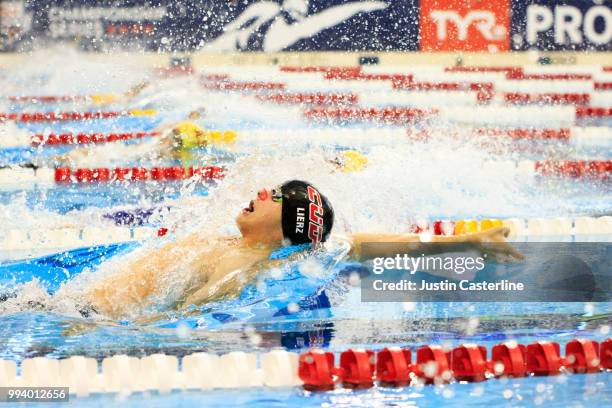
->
<box><xmin>236</xmin><ymin>187</ymin><xmax>283</xmax><ymax>241</ymax></box>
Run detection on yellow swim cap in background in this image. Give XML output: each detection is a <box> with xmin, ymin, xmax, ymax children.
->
<box><xmin>209</xmin><ymin>130</ymin><xmax>237</xmax><ymax>144</ymax></box>
<box><xmin>175</xmin><ymin>121</ymin><xmax>203</xmax><ymax>149</ymax></box>
<box><xmin>128</xmin><ymin>109</ymin><xmax>157</xmax><ymax>117</ymax></box>
<box><xmin>90</xmin><ymin>93</ymin><xmax>119</xmax><ymax>105</ymax></box>
<box><xmin>338</xmin><ymin>150</ymin><xmax>368</xmax><ymax>172</ymax></box>
<box><xmin>174</xmin><ymin>121</ymin><xmax>237</xmax><ymax>149</ymax></box>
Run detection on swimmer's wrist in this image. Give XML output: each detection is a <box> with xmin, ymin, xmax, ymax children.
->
<box><xmin>455</xmin><ymin>232</ymin><xmax>479</xmax><ymax>244</ymax></box>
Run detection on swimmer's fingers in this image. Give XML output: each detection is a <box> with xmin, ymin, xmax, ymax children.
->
<box><xmin>475</xmin><ymin>227</ymin><xmax>524</xmax><ymax>261</ymax></box>
<box><xmin>495</xmin><ymin>240</ymin><xmax>525</xmax><ymax>261</ymax></box>
<box><xmin>506</xmin><ymin>243</ymin><xmax>525</xmax><ymax>261</ymax></box>
<box><xmin>477</xmin><ymin>226</ymin><xmax>510</xmax><ymax>242</ymax></box>
<box><xmin>481</xmin><ymin>241</ymin><xmax>525</xmax><ymax>262</ymax></box>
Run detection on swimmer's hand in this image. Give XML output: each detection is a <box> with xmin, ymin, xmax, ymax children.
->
<box><xmin>349</xmin><ymin>227</ymin><xmax>523</xmax><ymax>262</ymax></box>
<box><xmin>469</xmin><ymin>227</ymin><xmax>524</xmax><ymax>262</ymax></box>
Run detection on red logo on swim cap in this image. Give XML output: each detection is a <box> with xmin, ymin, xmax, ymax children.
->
<box><xmin>307</xmin><ymin>186</ymin><xmax>324</xmax><ymax>243</ymax></box>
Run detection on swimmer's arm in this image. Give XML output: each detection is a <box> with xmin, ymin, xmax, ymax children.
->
<box><xmin>85</xmin><ymin>233</ymin><xmax>206</xmax><ymax>316</ymax></box>
<box><xmin>54</xmin><ymin>147</ymin><xmax>91</xmax><ymax>166</ymax></box>
<box><xmin>349</xmin><ymin>227</ymin><xmax>523</xmax><ymax>261</ymax></box>
<box><xmin>349</xmin><ymin>232</ymin><xmax>469</xmax><ymax>260</ymax></box>
<box><xmin>124</xmin><ymin>81</ymin><xmax>149</xmax><ymax>98</ymax></box>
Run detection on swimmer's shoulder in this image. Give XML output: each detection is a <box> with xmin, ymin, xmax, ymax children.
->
<box><xmin>330</xmin><ymin>233</ymin><xmax>390</xmax><ymax>261</ymax></box>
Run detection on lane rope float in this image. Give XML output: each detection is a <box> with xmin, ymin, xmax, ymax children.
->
<box><xmin>298</xmin><ymin>338</ymin><xmax>612</xmax><ymax>390</ymax></box>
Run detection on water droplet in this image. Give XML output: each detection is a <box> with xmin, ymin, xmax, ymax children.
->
<box><xmin>175</xmin><ymin>323</ymin><xmax>191</xmax><ymax>339</ymax></box>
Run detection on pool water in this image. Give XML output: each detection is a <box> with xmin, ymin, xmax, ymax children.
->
<box><xmin>0</xmin><ymin>53</ymin><xmax>610</xmax><ymax>406</ymax></box>
<box><xmin>14</xmin><ymin>374</ymin><xmax>612</xmax><ymax>408</ymax></box>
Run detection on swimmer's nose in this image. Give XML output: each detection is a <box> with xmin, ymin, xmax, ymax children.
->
<box><xmin>257</xmin><ymin>189</ymin><xmax>269</xmax><ymax>201</ymax></box>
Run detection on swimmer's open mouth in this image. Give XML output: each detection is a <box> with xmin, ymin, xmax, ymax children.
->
<box><xmin>243</xmin><ymin>200</ymin><xmax>255</xmax><ymax>214</ymax></box>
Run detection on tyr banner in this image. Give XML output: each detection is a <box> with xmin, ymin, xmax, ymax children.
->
<box><xmin>420</xmin><ymin>0</ymin><xmax>511</xmax><ymax>52</ymax></box>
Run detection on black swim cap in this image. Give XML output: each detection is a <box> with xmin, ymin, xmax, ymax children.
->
<box><xmin>280</xmin><ymin>180</ymin><xmax>334</xmax><ymax>245</ymax></box>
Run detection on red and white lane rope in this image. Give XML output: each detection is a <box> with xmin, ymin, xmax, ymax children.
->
<box><xmin>506</xmin><ymin>72</ymin><xmax>593</xmax><ymax>81</ymax></box>
<box><xmin>256</xmin><ymin>92</ymin><xmax>358</xmax><ymax>105</ymax></box>
<box><xmin>268</xmin><ymin>65</ymin><xmax>612</xmax><ymax>108</ymax></box>
<box><xmin>392</xmin><ymin>79</ymin><xmax>493</xmax><ymax>92</ymax></box>
<box><xmin>444</xmin><ymin>66</ymin><xmax>518</xmax><ymax>73</ymax></box>
<box><xmin>202</xmin><ymin>80</ymin><xmax>286</xmax><ymax>91</ymax></box>
<box><xmin>303</xmin><ymin>106</ymin><xmax>581</xmax><ymax>125</ymax></box>
<box><xmin>594</xmin><ymin>82</ymin><xmax>612</xmax><ymax>90</ymax></box>
<box><xmin>503</xmin><ymin>93</ymin><xmax>591</xmax><ymax>105</ymax></box>
<box><xmin>0</xmin><ymin>339</ymin><xmax>609</xmax><ymax>396</ymax></box>
<box><xmin>5</xmin><ymin>95</ymin><xmax>87</xmax><ymax>103</ymax></box>
<box><xmin>0</xmin><ymin>110</ymin><xmax>155</xmax><ymax>123</ymax></box>
<box><xmin>299</xmin><ymin>338</ymin><xmax>612</xmax><ymax>390</ymax></box>
<box><xmin>4</xmin><ymin>127</ymin><xmax>608</xmax><ymax>149</ymax></box>
<box><xmin>31</xmin><ymin>131</ymin><xmax>159</xmax><ymax>146</ymax></box>
<box><xmin>53</xmin><ymin>165</ymin><xmax>224</xmax><ymax>183</ymax></box>
<box><xmin>576</xmin><ymin>107</ymin><xmax>612</xmax><ymax>118</ymax></box>
<box><xmin>413</xmin><ymin>126</ymin><xmax>609</xmax><ymax>142</ymax></box>
<box><xmin>0</xmin><ymin>159</ymin><xmax>609</xmax><ymax>187</ymax></box>
<box><xmin>2</xmin><ymin>216</ymin><xmax>609</xmax><ymax>251</ymax></box>
<box><xmin>472</xmin><ymin>127</ymin><xmax>571</xmax><ymax>139</ymax></box>
<box><xmin>303</xmin><ymin>107</ymin><xmax>436</xmax><ymax>123</ymax></box>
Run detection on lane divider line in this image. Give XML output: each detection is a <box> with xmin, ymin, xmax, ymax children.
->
<box><xmin>0</xmin><ymin>109</ymin><xmax>156</xmax><ymax>123</ymax></box>
<box><xmin>0</xmin><ymin>160</ymin><xmax>608</xmax><ymax>187</ymax></box>
<box><xmin>0</xmin><ymin>216</ymin><xmax>609</xmax><ymax>251</ymax></box>
<box><xmin>6</xmin><ymin>96</ymin><xmax>87</xmax><ymax>103</ymax></box>
<box><xmin>299</xmin><ymin>338</ymin><xmax>611</xmax><ymax>390</ymax></box>
<box><xmin>31</xmin><ymin>131</ymin><xmax>160</xmax><ymax>146</ymax></box>
<box><xmin>0</xmin><ymin>339</ymin><xmax>608</xmax><ymax>396</ymax></box>
<box><xmin>53</xmin><ymin>166</ymin><xmax>224</xmax><ymax>183</ymax></box>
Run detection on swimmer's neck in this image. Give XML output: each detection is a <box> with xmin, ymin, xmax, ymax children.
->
<box><xmin>239</xmin><ymin>230</ymin><xmax>283</xmax><ymax>248</ymax></box>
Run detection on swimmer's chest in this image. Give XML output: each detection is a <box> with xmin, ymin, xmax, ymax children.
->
<box><xmin>193</xmin><ymin>240</ymin><xmax>271</xmax><ymax>282</ymax></box>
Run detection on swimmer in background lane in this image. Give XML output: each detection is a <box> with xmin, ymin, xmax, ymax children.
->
<box><xmin>54</xmin><ymin>108</ymin><xmax>237</xmax><ymax>168</ymax></box>
<box><xmin>88</xmin><ymin>81</ymin><xmax>151</xmax><ymax>106</ymax></box>
<box><xmin>328</xmin><ymin>150</ymin><xmax>368</xmax><ymax>173</ymax></box>
<box><xmin>156</xmin><ymin>109</ymin><xmax>237</xmax><ymax>163</ymax></box>
<box><xmin>83</xmin><ymin>180</ymin><xmax>522</xmax><ymax>319</ymax></box>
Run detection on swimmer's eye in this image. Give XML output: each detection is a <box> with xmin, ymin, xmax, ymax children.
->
<box><xmin>271</xmin><ymin>188</ymin><xmax>283</xmax><ymax>203</ymax></box>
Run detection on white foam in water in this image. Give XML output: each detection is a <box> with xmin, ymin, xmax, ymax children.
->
<box><xmin>0</xmin><ymin>46</ymin><xmax>151</xmax><ymax>96</ymax></box>
<box><xmin>0</xmin><ymin>122</ymin><xmax>30</xmax><ymax>148</ymax></box>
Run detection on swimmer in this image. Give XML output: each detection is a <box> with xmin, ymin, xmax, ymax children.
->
<box><xmin>53</xmin><ymin>108</ymin><xmax>236</xmax><ymax>168</ymax></box>
<box><xmin>156</xmin><ymin>109</ymin><xmax>237</xmax><ymax>159</ymax></box>
<box><xmin>328</xmin><ymin>150</ymin><xmax>368</xmax><ymax>173</ymax></box>
<box><xmin>82</xmin><ymin>180</ymin><xmax>523</xmax><ymax>319</ymax></box>
<box><xmin>88</xmin><ymin>81</ymin><xmax>151</xmax><ymax>106</ymax></box>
